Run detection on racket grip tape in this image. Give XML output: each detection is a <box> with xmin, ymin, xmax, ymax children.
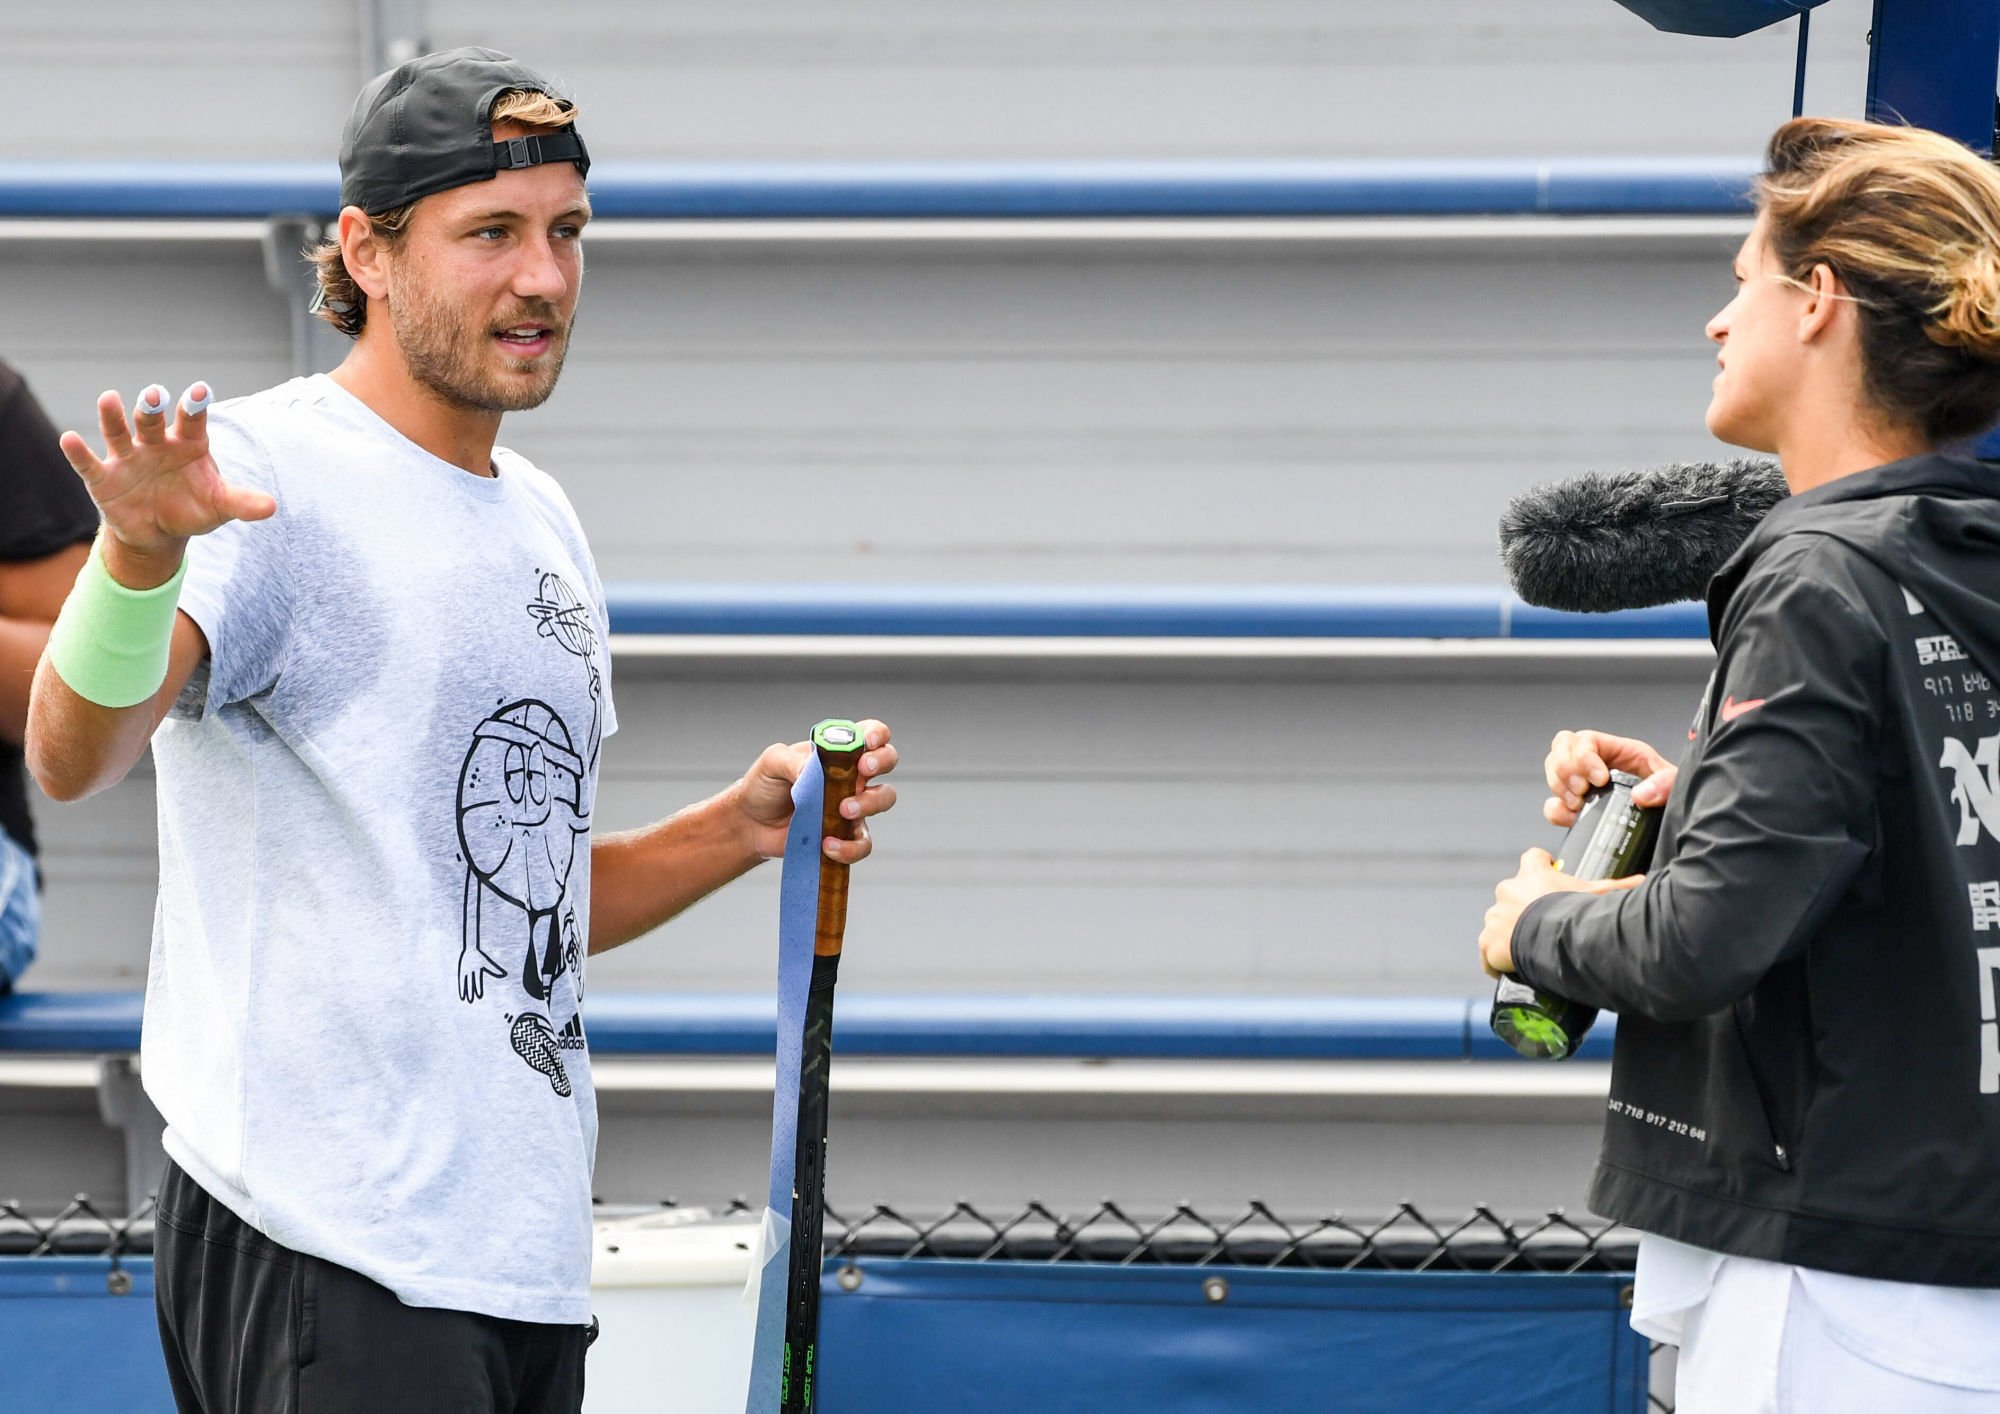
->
<box><xmin>810</xmin><ymin>720</ymin><xmax>866</xmax><ymax>958</ymax></box>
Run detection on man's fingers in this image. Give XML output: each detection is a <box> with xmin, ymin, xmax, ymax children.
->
<box><xmin>220</xmin><ymin>483</ymin><xmax>279</xmax><ymax>523</ymax></box>
<box><xmin>756</xmin><ymin>740</ymin><xmax>804</xmax><ymax>781</ymax></box>
<box><xmin>172</xmin><ymin>382</ymin><xmax>212</xmax><ymax>442</ymax></box>
<box><xmin>845</xmin><ymin>732</ymin><xmax>900</xmax><ymax>813</ymax></box>
<box><xmin>97</xmin><ymin>390</ymin><xmax>136</xmax><ymax>458</ymax></box>
<box><xmin>131</xmin><ymin>385</ymin><xmax>170</xmax><ymax>446</ymax></box>
<box><xmin>57</xmin><ymin>431</ymin><xmax>108</xmax><ymax>487</ymax></box>
<box><xmin>841</xmin><ymin>782</ymin><xmax>897</xmax><ymax>820</ymax></box>
<box><xmin>1543</xmin><ymin>796</ymin><xmax>1579</xmax><ymax>829</ymax></box>
<box><xmin>826</xmin><ymin>823</ymin><xmax>872</xmax><ymax>863</ymax></box>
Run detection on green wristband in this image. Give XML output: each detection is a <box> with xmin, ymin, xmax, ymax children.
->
<box><xmin>46</xmin><ymin>540</ymin><xmax>188</xmax><ymax>709</ymax></box>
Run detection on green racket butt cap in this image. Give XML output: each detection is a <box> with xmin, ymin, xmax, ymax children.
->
<box><xmin>811</xmin><ymin>719</ymin><xmax>865</xmax><ymax>754</ymax></box>
<box><xmin>1492</xmin><ymin>1006</ymin><xmax>1577</xmax><ymax>1061</ymax></box>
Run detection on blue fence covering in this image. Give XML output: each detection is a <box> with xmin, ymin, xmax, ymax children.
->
<box><xmin>0</xmin><ymin>1256</ymin><xmax>1645</xmax><ymax>1413</ymax></box>
<box><xmin>818</xmin><ymin>1259</ymin><xmax>1648</xmax><ymax>1413</ymax></box>
<box><xmin>604</xmin><ymin>584</ymin><xmax>1711</xmax><ymax>642</ymax></box>
<box><xmin>0</xmin><ymin>990</ymin><xmax>1615</xmax><ymax>1061</ymax></box>
<box><xmin>0</xmin><ymin>158</ymin><xmax>1758</xmax><ymax>221</ymax></box>
<box><xmin>0</xmin><ymin>1259</ymin><xmax>168</xmax><ymax>1414</ymax></box>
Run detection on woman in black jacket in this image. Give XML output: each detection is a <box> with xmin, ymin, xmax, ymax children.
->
<box><xmin>1480</xmin><ymin>118</ymin><xmax>2000</xmax><ymax>1411</ymax></box>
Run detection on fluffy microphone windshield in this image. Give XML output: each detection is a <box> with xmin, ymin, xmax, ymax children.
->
<box><xmin>1499</xmin><ymin>458</ymin><xmax>1790</xmax><ymax>612</ymax></box>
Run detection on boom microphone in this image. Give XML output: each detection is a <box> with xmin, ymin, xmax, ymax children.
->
<box><xmin>1499</xmin><ymin>458</ymin><xmax>1789</xmax><ymax>612</ymax></box>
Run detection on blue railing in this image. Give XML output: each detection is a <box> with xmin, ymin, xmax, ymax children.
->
<box><xmin>0</xmin><ymin>990</ymin><xmax>1612</xmax><ymax>1062</ymax></box>
<box><xmin>603</xmin><ymin>584</ymin><xmax>1710</xmax><ymax>641</ymax></box>
<box><xmin>0</xmin><ymin>157</ymin><xmax>1758</xmax><ymax>220</ymax></box>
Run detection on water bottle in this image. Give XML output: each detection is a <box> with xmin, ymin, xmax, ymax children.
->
<box><xmin>1490</xmin><ymin>770</ymin><xmax>1661</xmax><ymax>1060</ymax></box>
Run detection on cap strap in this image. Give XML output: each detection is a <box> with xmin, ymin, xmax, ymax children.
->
<box><xmin>491</xmin><ymin>130</ymin><xmax>588</xmax><ymax>173</ymax></box>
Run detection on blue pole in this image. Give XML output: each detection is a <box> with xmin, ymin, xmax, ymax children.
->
<box><xmin>1792</xmin><ymin>11</ymin><xmax>1812</xmax><ymax>118</ymax></box>
<box><xmin>1868</xmin><ymin>0</ymin><xmax>2000</xmax><ymax>459</ymax></box>
<box><xmin>1866</xmin><ymin>0</ymin><xmax>2000</xmax><ymax>156</ymax></box>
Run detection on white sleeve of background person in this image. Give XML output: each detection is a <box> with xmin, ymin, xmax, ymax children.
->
<box><xmin>141</xmin><ymin>375</ymin><xmax>619</xmax><ymax>1325</ymax></box>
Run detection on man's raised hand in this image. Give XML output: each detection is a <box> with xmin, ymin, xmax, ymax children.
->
<box><xmin>58</xmin><ymin>384</ymin><xmax>276</xmax><ymax>587</ymax></box>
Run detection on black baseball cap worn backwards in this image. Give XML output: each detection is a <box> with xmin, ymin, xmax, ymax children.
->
<box><xmin>338</xmin><ymin>46</ymin><xmax>589</xmax><ymax>214</ymax></box>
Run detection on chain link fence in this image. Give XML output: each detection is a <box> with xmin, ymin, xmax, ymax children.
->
<box><xmin>2</xmin><ymin>1195</ymin><xmax>1672</xmax><ymax>1411</ymax></box>
<box><xmin>823</xmin><ymin>1199</ymin><xmax>1641</xmax><ymax>1273</ymax></box>
<box><xmin>0</xmin><ymin>1193</ymin><xmax>156</xmax><ymax>1259</ymax></box>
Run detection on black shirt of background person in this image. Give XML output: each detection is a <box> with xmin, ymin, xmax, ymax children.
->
<box><xmin>0</xmin><ymin>360</ymin><xmax>100</xmax><ymax>861</ymax></box>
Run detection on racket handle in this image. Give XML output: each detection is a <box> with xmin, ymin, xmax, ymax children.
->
<box><xmin>810</xmin><ymin>720</ymin><xmax>866</xmax><ymax>958</ymax></box>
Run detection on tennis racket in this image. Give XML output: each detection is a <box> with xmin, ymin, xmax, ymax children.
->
<box><xmin>780</xmin><ymin>719</ymin><xmax>865</xmax><ymax>1413</ymax></box>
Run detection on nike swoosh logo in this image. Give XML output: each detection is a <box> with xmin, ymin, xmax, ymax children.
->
<box><xmin>1720</xmin><ymin>695</ymin><xmax>1767</xmax><ymax>722</ymax></box>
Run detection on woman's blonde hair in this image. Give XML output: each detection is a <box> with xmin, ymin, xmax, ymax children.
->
<box><xmin>1758</xmin><ymin>117</ymin><xmax>2000</xmax><ymax>444</ymax></box>
<box><xmin>309</xmin><ymin>88</ymin><xmax>580</xmax><ymax>337</ymax></box>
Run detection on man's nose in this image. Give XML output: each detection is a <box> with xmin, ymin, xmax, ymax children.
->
<box><xmin>511</xmin><ymin>236</ymin><xmax>570</xmax><ymax>303</ymax></box>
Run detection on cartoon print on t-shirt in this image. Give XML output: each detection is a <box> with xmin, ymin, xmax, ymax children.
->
<box><xmin>511</xmin><ymin>1012</ymin><xmax>573</xmax><ymax>1097</ymax></box>
<box><xmin>457</xmin><ymin>698</ymin><xmax>586</xmax><ymax>1007</ymax></box>
<box><xmin>528</xmin><ymin>570</ymin><xmax>604</xmax><ymax>795</ymax></box>
<box><xmin>452</xmin><ymin>570</ymin><xmax>605</xmax><ymax>1097</ymax></box>
<box><xmin>561</xmin><ymin>910</ymin><xmax>584</xmax><ymax>1003</ymax></box>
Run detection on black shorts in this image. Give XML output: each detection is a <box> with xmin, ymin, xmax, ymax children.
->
<box><xmin>152</xmin><ymin>1158</ymin><xmax>594</xmax><ymax>1414</ymax></box>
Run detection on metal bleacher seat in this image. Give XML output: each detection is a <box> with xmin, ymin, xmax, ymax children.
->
<box><xmin>1</xmin><ymin>988</ymin><xmax>1615</xmax><ymax>1062</ymax></box>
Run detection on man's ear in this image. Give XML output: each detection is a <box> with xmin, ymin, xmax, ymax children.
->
<box><xmin>1797</xmin><ymin>261</ymin><xmax>1846</xmax><ymax>345</ymax></box>
<box><xmin>339</xmin><ymin>207</ymin><xmax>392</xmax><ymax>305</ymax></box>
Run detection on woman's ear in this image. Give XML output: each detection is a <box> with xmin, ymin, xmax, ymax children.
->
<box><xmin>1797</xmin><ymin>261</ymin><xmax>1846</xmax><ymax>344</ymax></box>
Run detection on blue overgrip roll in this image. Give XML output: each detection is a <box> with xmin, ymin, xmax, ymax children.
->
<box><xmin>744</xmin><ymin>754</ymin><xmax>826</xmax><ymax>1413</ymax></box>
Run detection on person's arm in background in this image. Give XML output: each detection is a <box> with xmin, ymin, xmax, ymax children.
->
<box><xmin>0</xmin><ymin>364</ymin><xmax>102</xmax><ymax>749</ymax></box>
<box><xmin>0</xmin><ymin>543</ymin><xmax>90</xmax><ymax>746</ymax></box>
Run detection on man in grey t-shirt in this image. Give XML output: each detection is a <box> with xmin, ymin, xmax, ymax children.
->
<box><xmin>27</xmin><ymin>49</ymin><xmax>899</xmax><ymax>1414</ymax></box>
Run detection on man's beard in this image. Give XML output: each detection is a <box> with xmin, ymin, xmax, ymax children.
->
<box><xmin>388</xmin><ymin>277</ymin><xmax>571</xmax><ymax>414</ymax></box>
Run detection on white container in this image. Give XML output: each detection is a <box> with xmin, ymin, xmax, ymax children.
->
<box><xmin>584</xmin><ymin>1209</ymin><xmax>761</xmax><ymax>1414</ymax></box>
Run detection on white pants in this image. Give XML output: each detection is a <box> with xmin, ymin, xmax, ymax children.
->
<box><xmin>1675</xmin><ymin>1259</ymin><xmax>2000</xmax><ymax>1413</ymax></box>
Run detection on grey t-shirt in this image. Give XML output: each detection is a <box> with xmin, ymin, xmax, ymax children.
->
<box><xmin>143</xmin><ymin>375</ymin><xmax>616</xmax><ymax>1324</ymax></box>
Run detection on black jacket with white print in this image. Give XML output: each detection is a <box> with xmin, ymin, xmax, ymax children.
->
<box><xmin>1513</xmin><ymin>453</ymin><xmax>2000</xmax><ymax>1287</ymax></box>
